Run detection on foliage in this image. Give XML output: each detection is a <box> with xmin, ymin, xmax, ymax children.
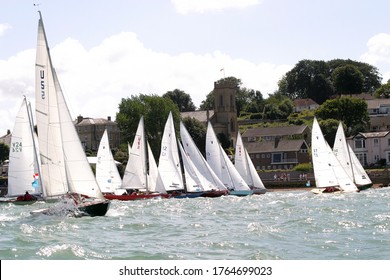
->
<box><xmin>263</xmin><ymin>93</ymin><xmax>293</xmax><ymax>120</ymax></box>
<box><xmin>332</xmin><ymin>64</ymin><xmax>364</xmax><ymax>95</ymax></box>
<box><xmin>287</xmin><ymin>110</ymin><xmax>315</xmax><ymax>125</ymax></box>
<box><xmin>0</xmin><ymin>142</ymin><xmax>9</xmax><ymax>163</ymax></box>
<box><xmin>375</xmin><ymin>79</ymin><xmax>390</xmax><ymax>98</ymax></box>
<box><xmin>162</xmin><ymin>89</ymin><xmax>196</xmax><ymax>112</ymax></box>
<box><xmin>181</xmin><ymin>117</ymin><xmax>207</xmax><ymax>155</ymax></box>
<box><xmin>293</xmin><ymin>163</ymin><xmax>312</xmax><ymax>172</ymax></box>
<box><xmin>199</xmin><ymin>91</ymin><xmax>214</xmax><ymax>110</ymax></box>
<box><xmin>317</xmin><ymin>118</ymin><xmax>340</xmax><ymax>147</ymax></box>
<box><xmin>315</xmin><ymin>97</ymin><xmax>369</xmax><ymax>137</ymax></box>
<box><xmin>116</xmin><ymin>94</ymin><xmax>180</xmax><ymax>159</ymax></box>
<box><xmin>278</xmin><ymin>59</ymin><xmax>382</xmax><ymax>104</ymax></box>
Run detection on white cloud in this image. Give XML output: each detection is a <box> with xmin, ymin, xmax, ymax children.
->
<box><xmin>171</xmin><ymin>0</ymin><xmax>261</xmax><ymax>14</ymax></box>
<box><xmin>0</xmin><ymin>23</ymin><xmax>12</xmax><ymax>36</ymax></box>
<box><xmin>361</xmin><ymin>33</ymin><xmax>390</xmax><ymax>82</ymax></box>
<box><xmin>0</xmin><ymin>31</ymin><xmax>289</xmax><ymax>135</ymax></box>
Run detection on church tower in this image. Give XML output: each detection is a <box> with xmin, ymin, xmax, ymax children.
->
<box><xmin>211</xmin><ymin>78</ymin><xmax>238</xmax><ymax>147</ymax></box>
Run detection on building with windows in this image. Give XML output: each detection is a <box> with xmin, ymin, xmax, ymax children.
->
<box><xmin>241</xmin><ymin>125</ymin><xmax>311</xmax><ymax>170</ymax></box>
<box><xmin>348</xmin><ymin>131</ymin><xmax>390</xmax><ymax>166</ymax></box>
<box><xmin>75</xmin><ymin>115</ymin><xmax>120</xmax><ymax>151</ymax></box>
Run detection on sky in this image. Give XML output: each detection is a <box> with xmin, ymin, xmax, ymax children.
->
<box><xmin>1</xmin><ymin>0</ymin><xmax>390</xmax><ymax>135</ymax></box>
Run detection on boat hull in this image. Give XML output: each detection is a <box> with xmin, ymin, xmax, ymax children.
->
<box><xmin>357</xmin><ymin>183</ymin><xmax>373</xmax><ymax>191</ymax></box>
<box><xmin>251</xmin><ymin>188</ymin><xmax>267</xmax><ymax>195</ymax></box>
<box><xmin>229</xmin><ymin>190</ymin><xmax>253</xmax><ymax>196</ymax></box>
<box><xmin>201</xmin><ymin>190</ymin><xmax>228</xmax><ymax>197</ymax></box>
<box><xmin>171</xmin><ymin>192</ymin><xmax>204</xmax><ymax>199</ymax></box>
<box><xmin>104</xmin><ymin>193</ymin><xmax>169</xmax><ymax>201</ymax></box>
<box><xmin>78</xmin><ymin>200</ymin><xmax>110</xmax><ymax>217</ymax></box>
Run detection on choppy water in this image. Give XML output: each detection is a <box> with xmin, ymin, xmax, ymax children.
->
<box><xmin>1</xmin><ymin>188</ymin><xmax>390</xmax><ymax>260</ymax></box>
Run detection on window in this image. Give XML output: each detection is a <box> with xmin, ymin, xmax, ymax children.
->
<box><xmin>356</xmin><ymin>153</ymin><xmax>368</xmax><ymax>166</ymax></box>
<box><xmin>248</xmin><ymin>136</ymin><xmax>256</xmax><ymax>142</ymax></box>
<box><xmin>261</xmin><ymin>154</ymin><xmax>265</xmax><ymax>158</ymax></box>
<box><xmin>388</xmin><ymin>139</ymin><xmax>390</xmax><ymax>146</ymax></box>
<box><xmin>267</xmin><ymin>154</ymin><xmax>270</xmax><ymax>158</ymax></box>
<box><xmin>374</xmin><ymin>139</ymin><xmax>379</xmax><ymax>146</ymax></box>
<box><xmin>272</xmin><ymin>153</ymin><xmax>282</xmax><ymax>163</ymax></box>
<box><xmin>354</xmin><ymin>138</ymin><xmax>365</xmax><ymax>149</ymax></box>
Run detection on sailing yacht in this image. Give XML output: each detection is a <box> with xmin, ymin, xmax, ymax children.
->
<box><xmin>1</xmin><ymin>97</ymin><xmax>42</xmax><ymax>204</ymax></box>
<box><xmin>311</xmin><ymin>117</ymin><xmax>359</xmax><ymax>194</ymax></box>
<box><xmin>205</xmin><ymin>122</ymin><xmax>253</xmax><ymax>196</ymax></box>
<box><xmin>235</xmin><ymin>131</ymin><xmax>267</xmax><ymax>194</ymax></box>
<box><xmin>333</xmin><ymin>121</ymin><xmax>372</xmax><ymax>191</ymax></box>
<box><xmin>179</xmin><ymin>121</ymin><xmax>228</xmax><ymax>197</ymax></box>
<box><xmin>95</xmin><ymin>129</ymin><xmax>122</xmax><ymax>194</ymax></box>
<box><xmin>32</xmin><ymin>11</ymin><xmax>110</xmax><ymax>216</ymax></box>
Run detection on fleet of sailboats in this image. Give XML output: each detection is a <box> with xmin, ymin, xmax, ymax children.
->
<box><xmin>332</xmin><ymin>121</ymin><xmax>373</xmax><ymax>191</ymax></box>
<box><xmin>206</xmin><ymin>122</ymin><xmax>253</xmax><ymax>196</ymax></box>
<box><xmin>2</xmin><ymin>11</ymin><xmax>378</xmax><ymax>212</ymax></box>
<box><xmin>311</xmin><ymin>117</ymin><xmax>359</xmax><ymax>194</ymax></box>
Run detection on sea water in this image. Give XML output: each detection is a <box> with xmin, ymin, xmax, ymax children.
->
<box><xmin>1</xmin><ymin>187</ymin><xmax>390</xmax><ymax>260</ymax></box>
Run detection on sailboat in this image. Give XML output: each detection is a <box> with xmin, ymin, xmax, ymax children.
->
<box><xmin>311</xmin><ymin>117</ymin><xmax>359</xmax><ymax>194</ymax></box>
<box><xmin>158</xmin><ymin>112</ymin><xmax>202</xmax><ymax>198</ymax></box>
<box><xmin>104</xmin><ymin>117</ymin><xmax>168</xmax><ymax>200</ymax></box>
<box><xmin>235</xmin><ymin>131</ymin><xmax>267</xmax><ymax>194</ymax></box>
<box><xmin>0</xmin><ymin>97</ymin><xmax>42</xmax><ymax>205</ymax></box>
<box><xmin>179</xmin><ymin>121</ymin><xmax>228</xmax><ymax>197</ymax></box>
<box><xmin>333</xmin><ymin>121</ymin><xmax>372</xmax><ymax>191</ymax></box>
<box><xmin>31</xmin><ymin>11</ymin><xmax>110</xmax><ymax>216</ymax></box>
<box><xmin>205</xmin><ymin>122</ymin><xmax>253</xmax><ymax>196</ymax></box>
<box><xmin>95</xmin><ymin>129</ymin><xmax>122</xmax><ymax>194</ymax></box>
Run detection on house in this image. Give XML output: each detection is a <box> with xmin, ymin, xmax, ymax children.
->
<box><xmin>0</xmin><ymin>130</ymin><xmax>12</xmax><ymax>147</ymax></box>
<box><xmin>181</xmin><ymin>110</ymin><xmax>214</xmax><ymax>125</ymax></box>
<box><xmin>293</xmin><ymin>98</ymin><xmax>319</xmax><ymax>112</ymax></box>
<box><xmin>75</xmin><ymin>115</ymin><xmax>121</xmax><ymax>151</ymax></box>
<box><xmin>245</xmin><ymin>139</ymin><xmax>310</xmax><ymax>170</ymax></box>
<box><xmin>347</xmin><ymin>131</ymin><xmax>390</xmax><ymax>166</ymax></box>
<box><xmin>242</xmin><ymin>125</ymin><xmax>311</xmax><ymax>145</ymax></box>
<box><xmin>241</xmin><ymin>125</ymin><xmax>311</xmax><ymax>170</ymax></box>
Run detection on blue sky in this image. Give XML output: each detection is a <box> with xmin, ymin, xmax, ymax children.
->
<box><xmin>1</xmin><ymin>0</ymin><xmax>390</xmax><ymax>135</ymax></box>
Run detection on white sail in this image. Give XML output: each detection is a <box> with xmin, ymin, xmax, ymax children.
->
<box><xmin>96</xmin><ymin>129</ymin><xmax>122</xmax><ymax>193</ymax></box>
<box><xmin>311</xmin><ymin>118</ymin><xmax>358</xmax><ymax>192</ymax></box>
<box><xmin>147</xmin><ymin>141</ymin><xmax>166</xmax><ymax>194</ymax></box>
<box><xmin>35</xmin><ymin>12</ymin><xmax>104</xmax><ymax>200</ymax></box>
<box><xmin>206</xmin><ymin>122</ymin><xmax>250</xmax><ymax>191</ymax></box>
<box><xmin>158</xmin><ymin>112</ymin><xmax>184</xmax><ymax>191</ymax></box>
<box><xmin>7</xmin><ymin>98</ymin><xmax>41</xmax><ymax>197</ymax></box>
<box><xmin>178</xmin><ymin>142</ymin><xmax>204</xmax><ymax>193</ymax></box>
<box><xmin>333</xmin><ymin>121</ymin><xmax>372</xmax><ymax>188</ymax></box>
<box><xmin>122</xmin><ymin>117</ymin><xmax>147</xmax><ymax>190</ymax></box>
<box><xmin>179</xmin><ymin>121</ymin><xmax>226</xmax><ymax>191</ymax></box>
<box><xmin>235</xmin><ymin>131</ymin><xmax>266</xmax><ymax>190</ymax></box>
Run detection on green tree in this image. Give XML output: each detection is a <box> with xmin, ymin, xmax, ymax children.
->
<box><xmin>181</xmin><ymin>117</ymin><xmax>207</xmax><ymax>155</ymax></box>
<box><xmin>163</xmin><ymin>89</ymin><xmax>196</xmax><ymax>112</ymax></box>
<box><xmin>375</xmin><ymin>79</ymin><xmax>390</xmax><ymax>98</ymax></box>
<box><xmin>315</xmin><ymin>97</ymin><xmax>369</xmax><ymax>136</ymax></box>
<box><xmin>316</xmin><ymin>118</ymin><xmax>340</xmax><ymax>147</ymax></box>
<box><xmin>263</xmin><ymin>93</ymin><xmax>293</xmax><ymax>120</ymax></box>
<box><xmin>199</xmin><ymin>91</ymin><xmax>214</xmax><ymax>110</ymax></box>
<box><xmin>332</xmin><ymin>64</ymin><xmax>364</xmax><ymax>95</ymax></box>
<box><xmin>278</xmin><ymin>59</ymin><xmax>382</xmax><ymax>104</ymax></box>
<box><xmin>0</xmin><ymin>142</ymin><xmax>9</xmax><ymax>163</ymax></box>
<box><xmin>116</xmin><ymin>94</ymin><xmax>181</xmax><ymax>159</ymax></box>
<box><xmin>328</xmin><ymin>59</ymin><xmax>381</xmax><ymax>92</ymax></box>
<box><xmin>278</xmin><ymin>59</ymin><xmax>333</xmax><ymax>104</ymax></box>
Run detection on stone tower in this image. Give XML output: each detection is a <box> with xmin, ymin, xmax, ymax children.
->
<box><xmin>212</xmin><ymin>78</ymin><xmax>238</xmax><ymax>147</ymax></box>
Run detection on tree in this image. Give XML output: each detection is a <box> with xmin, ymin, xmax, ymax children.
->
<box><xmin>181</xmin><ymin>117</ymin><xmax>207</xmax><ymax>155</ymax></box>
<box><xmin>116</xmin><ymin>94</ymin><xmax>181</xmax><ymax>159</ymax></box>
<box><xmin>375</xmin><ymin>79</ymin><xmax>390</xmax><ymax>98</ymax></box>
<box><xmin>278</xmin><ymin>59</ymin><xmax>333</xmax><ymax>104</ymax></box>
<box><xmin>317</xmin><ymin>118</ymin><xmax>340</xmax><ymax>147</ymax></box>
<box><xmin>263</xmin><ymin>93</ymin><xmax>293</xmax><ymax>120</ymax></box>
<box><xmin>332</xmin><ymin>64</ymin><xmax>364</xmax><ymax>95</ymax></box>
<box><xmin>0</xmin><ymin>142</ymin><xmax>9</xmax><ymax>163</ymax></box>
<box><xmin>328</xmin><ymin>59</ymin><xmax>382</xmax><ymax>92</ymax></box>
<box><xmin>278</xmin><ymin>59</ymin><xmax>382</xmax><ymax>104</ymax></box>
<box><xmin>163</xmin><ymin>89</ymin><xmax>196</xmax><ymax>112</ymax></box>
<box><xmin>315</xmin><ymin>97</ymin><xmax>369</xmax><ymax>136</ymax></box>
<box><xmin>199</xmin><ymin>91</ymin><xmax>214</xmax><ymax>110</ymax></box>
